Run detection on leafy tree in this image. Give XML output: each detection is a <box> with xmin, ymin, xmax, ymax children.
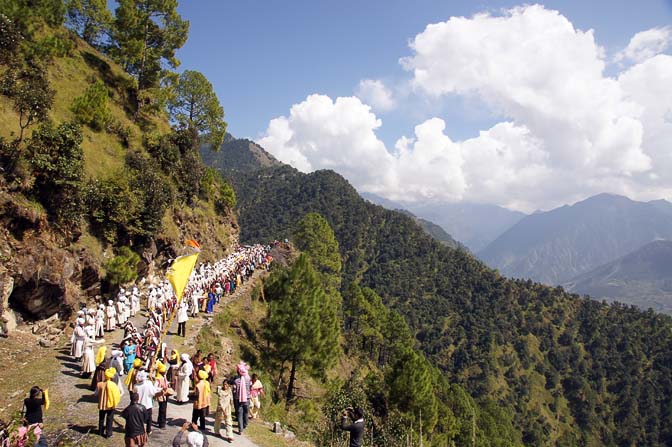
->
<box><xmin>111</xmin><ymin>0</ymin><xmax>189</xmax><ymax>92</ymax></box>
<box><xmin>104</xmin><ymin>246</ymin><xmax>140</xmax><ymax>286</ymax></box>
<box><xmin>66</xmin><ymin>0</ymin><xmax>112</xmax><ymax>47</ymax></box>
<box><xmin>85</xmin><ymin>175</ymin><xmax>138</xmax><ymax>244</ymax></box>
<box><xmin>264</xmin><ymin>254</ymin><xmax>340</xmax><ymax>404</ymax></box>
<box><xmin>27</xmin><ymin>122</ymin><xmax>84</xmax><ymax>227</ymax></box>
<box><xmin>3</xmin><ymin>62</ymin><xmax>55</xmax><ymax>142</ymax></box>
<box><xmin>167</xmin><ymin>70</ymin><xmax>227</xmax><ymax>149</ymax></box>
<box><xmin>0</xmin><ymin>0</ymin><xmax>65</xmax><ymax>33</ymax></box>
<box><xmin>0</xmin><ymin>14</ymin><xmax>22</xmax><ymax>66</ymax></box>
<box><xmin>217</xmin><ymin>178</ymin><xmax>236</xmax><ymax>210</ymax></box>
<box><xmin>293</xmin><ymin>212</ymin><xmax>342</xmax><ymax>292</ymax></box>
<box><xmin>70</xmin><ymin>80</ymin><xmax>112</xmax><ymax>130</ymax></box>
<box><xmin>125</xmin><ymin>151</ymin><xmax>173</xmax><ymax>240</ymax></box>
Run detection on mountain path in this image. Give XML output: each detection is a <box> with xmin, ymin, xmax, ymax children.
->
<box><xmin>45</xmin><ymin>271</ymin><xmax>267</xmax><ymax>447</ymax></box>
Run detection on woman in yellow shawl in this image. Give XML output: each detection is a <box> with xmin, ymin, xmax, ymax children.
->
<box><xmin>155</xmin><ymin>361</ymin><xmax>170</xmax><ymax>429</ymax></box>
<box><xmin>90</xmin><ymin>346</ymin><xmax>108</xmax><ymax>391</ymax></box>
<box><xmin>96</xmin><ymin>367</ymin><xmax>121</xmax><ymax>438</ymax></box>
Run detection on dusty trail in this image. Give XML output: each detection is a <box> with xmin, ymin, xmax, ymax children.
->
<box><xmin>44</xmin><ymin>271</ymin><xmax>267</xmax><ymax>446</ymax></box>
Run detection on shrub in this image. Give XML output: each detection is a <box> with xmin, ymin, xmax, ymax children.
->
<box><xmin>104</xmin><ymin>246</ymin><xmax>140</xmax><ymax>286</ymax></box>
<box><xmin>70</xmin><ymin>80</ymin><xmax>112</xmax><ymax>130</ymax></box>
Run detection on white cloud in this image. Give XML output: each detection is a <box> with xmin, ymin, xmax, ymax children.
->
<box><xmin>257</xmin><ymin>6</ymin><xmax>672</xmax><ymax>212</ymax></box>
<box><xmin>614</xmin><ymin>27</ymin><xmax>672</xmax><ymax>64</ymax></box>
<box><xmin>355</xmin><ymin>79</ymin><xmax>396</xmax><ymax>112</ymax></box>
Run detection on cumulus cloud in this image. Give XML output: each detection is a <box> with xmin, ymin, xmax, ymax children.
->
<box><xmin>355</xmin><ymin>79</ymin><xmax>396</xmax><ymax>112</ymax></box>
<box><xmin>258</xmin><ymin>5</ymin><xmax>672</xmax><ymax>211</ymax></box>
<box><xmin>614</xmin><ymin>27</ymin><xmax>672</xmax><ymax>64</ymax></box>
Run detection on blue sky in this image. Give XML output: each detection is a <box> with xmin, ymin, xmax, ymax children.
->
<box><xmin>173</xmin><ymin>1</ymin><xmax>672</xmax><ymax>210</ymax></box>
<box><xmin>176</xmin><ymin>0</ymin><xmax>671</xmax><ymax>142</ymax></box>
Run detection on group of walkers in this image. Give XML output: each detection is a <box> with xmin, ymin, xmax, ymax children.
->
<box><xmin>6</xmin><ymin>243</ymin><xmax>274</xmax><ymax>447</ymax></box>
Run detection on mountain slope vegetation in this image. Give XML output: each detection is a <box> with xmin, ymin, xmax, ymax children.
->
<box><xmin>228</xmin><ymin>164</ymin><xmax>672</xmax><ymax>446</ymax></box>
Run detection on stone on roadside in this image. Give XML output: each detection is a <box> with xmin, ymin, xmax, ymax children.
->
<box><xmin>39</xmin><ymin>338</ymin><xmax>53</xmax><ymax>347</ymax></box>
<box><xmin>273</xmin><ymin>421</ymin><xmax>282</xmax><ymax>433</ymax></box>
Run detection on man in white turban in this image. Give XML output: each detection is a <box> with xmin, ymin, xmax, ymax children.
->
<box><xmin>175</xmin><ymin>353</ymin><xmax>193</xmax><ymax>404</ymax></box>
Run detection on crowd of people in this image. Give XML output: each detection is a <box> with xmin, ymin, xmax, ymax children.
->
<box><xmin>5</xmin><ymin>244</ymin><xmax>274</xmax><ymax>447</ymax></box>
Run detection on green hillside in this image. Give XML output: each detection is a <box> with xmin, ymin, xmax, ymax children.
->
<box><xmin>231</xmin><ymin>164</ymin><xmax>672</xmax><ymax>446</ymax></box>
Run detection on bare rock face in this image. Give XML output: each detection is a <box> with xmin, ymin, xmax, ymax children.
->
<box><xmin>10</xmin><ymin>241</ymin><xmax>82</xmax><ymax>320</ymax></box>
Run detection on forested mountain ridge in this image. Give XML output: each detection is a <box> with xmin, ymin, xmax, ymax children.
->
<box><xmin>199</xmin><ymin>133</ymin><xmax>281</xmax><ymax>177</ymax></box>
<box><xmin>564</xmin><ymin>240</ymin><xmax>672</xmax><ymax>314</ymax></box>
<box><xmin>480</xmin><ymin>193</ymin><xmax>672</xmax><ymax>284</ymax></box>
<box><xmin>229</xmin><ymin>164</ymin><xmax>672</xmax><ymax>446</ymax></box>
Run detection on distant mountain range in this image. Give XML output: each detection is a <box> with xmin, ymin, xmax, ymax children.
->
<box><xmin>361</xmin><ymin>193</ymin><xmax>525</xmax><ymax>251</ymax></box>
<box><xmin>480</xmin><ymin>193</ymin><xmax>672</xmax><ymax>285</ymax></box>
<box><xmin>396</xmin><ymin>209</ymin><xmax>464</xmax><ymax>250</ymax></box>
<box><xmin>564</xmin><ymin>240</ymin><xmax>672</xmax><ymax>314</ymax></box>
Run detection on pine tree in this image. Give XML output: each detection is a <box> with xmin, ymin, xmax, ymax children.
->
<box><xmin>293</xmin><ymin>212</ymin><xmax>342</xmax><ymax>292</ymax></box>
<box><xmin>167</xmin><ymin>70</ymin><xmax>227</xmax><ymax>149</ymax></box>
<box><xmin>264</xmin><ymin>254</ymin><xmax>340</xmax><ymax>405</ymax></box>
<box><xmin>386</xmin><ymin>347</ymin><xmax>439</xmax><ymax>435</ymax></box>
<box><xmin>66</xmin><ymin>0</ymin><xmax>112</xmax><ymax>47</ymax></box>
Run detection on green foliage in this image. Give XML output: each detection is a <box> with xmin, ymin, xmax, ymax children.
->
<box><xmin>167</xmin><ymin>70</ymin><xmax>227</xmax><ymax>149</ymax></box>
<box><xmin>26</xmin><ymin>121</ymin><xmax>84</xmax><ymax>228</ymax></box>
<box><xmin>66</xmin><ymin>0</ymin><xmax>112</xmax><ymax>47</ymax></box>
<box><xmin>70</xmin><ymin>80</ymin><xmax>112</xmax><ymax>130</ymax></box>
<box><xmin>124</xmin><ymin>151</ymin><xmax>173</xmax><ymax>240</ymax></box>
<box><xmin>111</xmin><ymin>0</ymin><xmax>189</xmax><ymax>90</ymax></box>
<box><xmin>85</xmin><ymin>175</ymin><xmax>137</xmax><ymax>244</ymax></box>
<box><xmin>0</xmin><ymin>14</ymin><xmax>22</xmax><ymax>66</ymax></box>
<box><xmin>293</xmin><ymin>212</ymin><xmax>342</xmax><ymax>292</ymax></box>
<box><xmin>386</xmin><ymin>347</ymin><xmax>438</xmax><ymax>434</ymax></box>
<box><xmin>217</xmin><ymin>179</ymin><xmax>236</xmax><ymax>210</ymax></box>
<box><xmin>264</xmin><ymin>254</ymin><xmax>341</xmax><ymax>403</ymax></box>
<box><xmin>0</xmin><ymin>0</ymin><xmax>65</xmax><ymax>33</ymax></box>
<box><xmin>2</xmin><ymin>61</ymin><xmax>55</xmax><ymax>141</ymax></box>
<box><xmin>233</xmin><ymin>165</ymin><xmax>672</xmax><ymax>446</ymax></box>
<box><xmin>104</xmin><ymin>246</ymin><xmax>140</xmax><ymax>286</ymax></box>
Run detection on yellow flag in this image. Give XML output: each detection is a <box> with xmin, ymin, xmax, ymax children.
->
<box><xmin>166</xmin><ymin>253</ymin><xmax>199</xmax><ymax>303</ymax></box>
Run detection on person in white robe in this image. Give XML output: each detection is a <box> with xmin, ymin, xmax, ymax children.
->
<box><xmin>116</xmin><ymin>299</ymin><xmax>126</xmax><ymax>326</ymax></box>
<box><xmin>72</xmin><ymin>318</ymin><xmax>86</xmax><ymax>360</ymax></box>
<box><xmin>130</xmin><ymin>293</ymin><xmax>140</xmax><ymax>317</ymax></box>
<box><xmin>105</xmin><ymin>300</ymin><xmax>117</xmax><ymax>331</ymax></box>
<box><xmin>81</xmin><ymin>325</ymin><xmax>101</xmax><ymax>376</ymax></box>
<box><xmin>70</xmin><ymin>311</ymin><xmax>85</xmax><ymax>355</ymax></box>
<box><xmin>95</xmin><ymin>305</ymin><xmax>105</xmax><ymax>338</ymax></box>
<box><xmin>175</xmin><ymin>353</ymin><xmax>193</xmax><ymax>403</ymax></box>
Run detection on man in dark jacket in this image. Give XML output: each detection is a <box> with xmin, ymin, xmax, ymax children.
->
<box><xmin>340</xmin><ymin>407</ymin><xmax>364</xmax><ymax>447</ymax></box>
<box><xmin>121</xmin><ymin>392</ymin><xmax>148</xmax><ymax>446</ymax></box>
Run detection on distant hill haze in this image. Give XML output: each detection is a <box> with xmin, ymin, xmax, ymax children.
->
<box><xmin>480</xmin><ymin>193</ymin><xmax>672</xmax><ymax>284</ymax></box>
<box><xmin>361</xmin><ymin>193</ymin><xmax>525</xmax><ymax>252</ymax></box>
<box><xmin>564</xmin><ymin>240</ymin><xmax>672</xmax><ymax>314</ymax></box>
<box><xmin>200</xmin><ymin>133</ymin><xmax>281</xmax><ymax>176</ymax></box>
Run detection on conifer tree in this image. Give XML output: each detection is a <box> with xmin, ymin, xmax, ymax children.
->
<box><xmin>264</xmin><ymin>254</ymin><xmax>340</xmax><ymax>404</ymax></box>
<box><xmin>293</xmin><ymin>212</ymin><xmax>342</xmax><ymax>292</ymax></box>
<box><xmin>111</xmin><ymin>0</ymin><xmax>188</xmax><ymax>115</ymax></box>
<box><xmin>167</xmin><ymin>70</ymin><xmax>227</xmax><ymax>149</ymax></box>
<box><xmin>386</xmin><ymin>347</ymin><xmax>439</xmax><ymax>435</ymax></box>
<box><xmin>66</xmin><ymin>0</ymin><xmax>112</xmax><ymax>47</ymax></box>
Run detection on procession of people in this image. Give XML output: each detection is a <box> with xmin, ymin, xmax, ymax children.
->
<box><xmin>7</xmin><ymin>243</ymin><xmax>274</xmax><ymax>447</ymax></box>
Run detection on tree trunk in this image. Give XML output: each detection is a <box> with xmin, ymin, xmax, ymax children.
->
<box><xmin>134</xmin><ymin>18</ymin><xmax>150</xmax><ymax>121</ymax></box>
<box><xmin>286</xmin><ymin>355</ymin><xmax>298</xmax><ymax>407</ymax></box>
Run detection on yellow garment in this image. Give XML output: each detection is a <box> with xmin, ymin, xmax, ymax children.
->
<box><xmin>105</xmin><ymin>380</ymin><xmax>121</xmax><ymax>409</ymax></box>
<box><xmin>95</xmin><ymin>346</ymin><xmax>107</xmax><ymax>366</ymax></box>
<box><xmin>170</xmin><ymin>350</ymin><xmax>179</xmax><ymax>361</ymax></box>
<box><xmin>43</xmin><ymin>389</ymin><xmax>50</xmax><ymax>411</ymax></box>
<box><xmin>157</xmin><ymin>361</ymin><xmax>167</xmax><ymax>374</ymax></box>
<box><xmin>133</xmin><ymin>358</ymin><xmax>143</xmax><ymax>368</ymax></box>
<box><xmin>198</xmin><ymin>370</ymin><xmax>209</xmax><ymax>380</ymax></box>
<box><xmin>204</xmin><ymin>364</ymin><xmax>211</xmax><ymax>373</ymax></box>
<box><xmin>105</xmin><ymin>367</ymin><xmax>117</xmax><ymax>380</ymax></box>
<box><xmin>125</xmin><ymin>368</ymin><xmax>137</xmax><ymax>386</ymax></box>
<box><xmin>166</xmin><ymin>253</ymin><xmax>199</xmax><ymax>302</ymax></box>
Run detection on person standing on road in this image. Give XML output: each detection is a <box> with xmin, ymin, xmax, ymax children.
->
<box><xmin>192</xmin><ymin>370</ymin><xmax>211</xmax><ymax>431</ymax></box>
<box><xmin>121</xmin><ymin>392</ymin><xmax>148</xmax><ymax>447</ymax></box>
<box><xmin>96</xmin><ymin>367</ymin><xmax>121</xmax><ymax>438</ymax></box>
<box><xmin>233</xmin><ymin>362</ymin><xmax>251</xmax><ymax>435</ymax></box>
<box><xmin>134</xmin><ymin>371</ymin><xmax>160</xmax><ymax>436</ymax></box>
